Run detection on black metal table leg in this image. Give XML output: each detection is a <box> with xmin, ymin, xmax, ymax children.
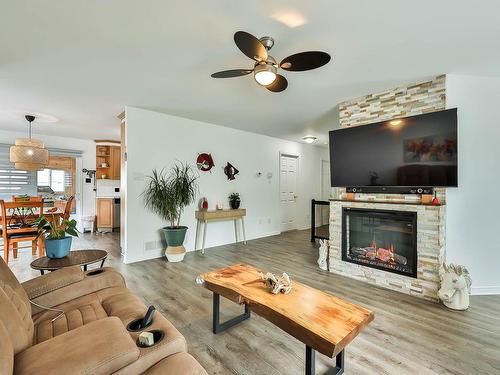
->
<box><xmin>212</xmin><ymin>292</ymin><xmax>251</xmax><ymax>334</ymax></box>
<box><xmin>306</xmin><ymin>346</ymin><xmax>344</xmax><ymax>375</ymax></box>
<box><xmin>83</xmin><ymin>264</ymin><xmax>87</xmax><ymax>271</ymax></box>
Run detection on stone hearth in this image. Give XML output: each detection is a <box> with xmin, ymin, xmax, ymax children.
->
<box><xmin>329</xmin><ymin>200</ymin><xmax>445</xmax><ymax>301</ymax></box>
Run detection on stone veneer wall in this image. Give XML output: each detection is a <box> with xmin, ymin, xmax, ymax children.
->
<box><xmin>329</xmin><ymin>201</ymin><xmax>446</xmax><ymax>301</ymax></box>
<box><xmin>328</xmin><ymin>75</ymin><xmax>448</xmax><ymax>301</ymax></box>
<box><xmin>339</xmin><ymin>75</ymin><xmax>446</xmax><ymax>128</ymax></box>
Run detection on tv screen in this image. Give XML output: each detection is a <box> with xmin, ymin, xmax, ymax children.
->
<box><xmin>329</xmin><ymin>108</ymin><xmax>458</xmax><ymax>188</ymax></box>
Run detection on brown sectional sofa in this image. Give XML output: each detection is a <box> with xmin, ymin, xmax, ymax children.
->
<box><xmin>0</xmin><ymin>258</ymin><xmax>207</xmax><ymax>375</ymax></box>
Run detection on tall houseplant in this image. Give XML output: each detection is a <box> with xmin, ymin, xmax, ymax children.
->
<box><xmin>35</xmin><ymin>214</ymin><xmax>79</xmax><ymax>259</ymax></box>
<box><xmin>144</xmin><ymin>163</ymin><xmax>198</xmax><ymax>262</ymax></box>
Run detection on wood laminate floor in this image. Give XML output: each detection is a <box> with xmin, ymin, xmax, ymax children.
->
<box><xmin>7</xmin><ymin>230</ymin><xmax>500</xmax><ymax>375</ymax></box>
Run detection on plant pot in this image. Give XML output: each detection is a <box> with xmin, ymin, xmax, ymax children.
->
<box><xmin>162</xmin><ymin>226</ymin><xmax>188</xmax><ymax>262</ymax></box>
<box><xmin>229</xmin><ymin>198</ymin><xmax>241</xmax><ymax>209</ymax></box>
<box><xmin>45</xmin><ymin>237</ymin><xmax>72</xmax><ymax>259</ymax></box>
<box><xmin>162</xmin><ymin>226</ymin><xmax>188</xmax><ymax>246</ymax></box>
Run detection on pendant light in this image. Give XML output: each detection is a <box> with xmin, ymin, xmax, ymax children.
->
<box><xmin>9</xmin><ymin>115</ymin><xmax>49</xmax><ymax>170</ymax></box>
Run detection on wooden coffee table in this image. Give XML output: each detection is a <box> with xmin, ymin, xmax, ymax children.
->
<box><xmin>201</xmin><ymin>264</ymin><xmax>374</xmax><ymax>375</ymax></box>
<box><xmin>30</xmin><ymin>249</ymin><xmax>108</xmax><ymax>275</ymax></box>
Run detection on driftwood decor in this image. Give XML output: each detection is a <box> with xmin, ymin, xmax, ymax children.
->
<box><xmin>259</xmin><ymin>272</ymin><xmax>293</xmax><ymax>294</ymax></box>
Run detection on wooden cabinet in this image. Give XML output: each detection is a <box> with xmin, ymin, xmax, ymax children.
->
<box><xmin>110</xmin><ymin>146</ymin><xmax>121</xmax><ymax>180</ymax></box>
<box><xmin>96</xmin><ymin>198</ymin><xmax>113</xmax><ymax>229</ymax></box>
<box><xmin>96</xmin><ymin>145</ymin><xmax>121</xmax><ymax>180</ymax></box>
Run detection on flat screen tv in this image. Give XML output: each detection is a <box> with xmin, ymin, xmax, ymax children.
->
<box><xmin>329</xmin><ymin>108</ymin><xmax>458</xmax><ymax>188</ymax></box>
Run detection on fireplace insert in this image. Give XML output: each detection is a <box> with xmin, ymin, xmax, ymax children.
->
<box><xmin>342</xmin><ymin>208</ymin><xmax>417</xmax><ymax>278</ymax></box>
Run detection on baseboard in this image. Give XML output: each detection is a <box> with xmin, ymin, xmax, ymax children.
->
<box><xmin>471</xmin><ymin>286</ymin><xmax>500</xmax><ymax>295</ymax></box>
<box><xmin>186</xmin><ymin>231</ymin><xmax>282</xmax><ymax>253</ymax></box>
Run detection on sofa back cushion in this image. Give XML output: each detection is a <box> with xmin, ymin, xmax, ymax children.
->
<box><xmin>0</xmin><ymin>258</ymin><xmax>34</xmax><ymax>354</ymax></box>
<box><xmin>0</xmin><ymin>320</ymin><xmax>13</xmax><ymax>375</ymax></box>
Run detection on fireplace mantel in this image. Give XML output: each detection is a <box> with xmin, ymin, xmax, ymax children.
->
<box><xmin>328</xmin><ymin>200</ymin><xmax>445</xmax><ymax>302</ymax></box>
<box><xmin>329</xmin><ymin>198</ymin><xmax>445</xmax><ymax>207</ymax></box>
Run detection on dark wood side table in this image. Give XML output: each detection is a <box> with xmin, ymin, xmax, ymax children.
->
<box><xmin>30</xmin><ymin>249</ymin><xmax>108</xmax><ymax>275</ymax></box>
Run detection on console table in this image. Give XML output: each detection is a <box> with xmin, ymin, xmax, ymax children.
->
<box><xmin>195</xmin><ymin>209</ymin><xmax>246</xmax><ymax>254</ymax></box>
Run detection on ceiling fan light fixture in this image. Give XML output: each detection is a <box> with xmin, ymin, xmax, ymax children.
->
<box><xmin>302</xmin><ymin>136</ymin><xmax>317</xmax><ymax>144</ymax></box>
<box><xmin>254</xmin><ymin>63</ymin><xmax>277</xmax><ymax>86</ymax></box>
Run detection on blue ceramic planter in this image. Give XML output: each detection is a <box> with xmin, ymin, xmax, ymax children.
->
<box><xmin>45</xmin><ymin>237</ymin><xmax>72</xmax><ymax>259</ymax></box>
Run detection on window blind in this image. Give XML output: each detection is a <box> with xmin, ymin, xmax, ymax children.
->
<box><xmin>0</xmin><ymin>145</ymin><xmax>37</xmax><ymax>200</ymax></box>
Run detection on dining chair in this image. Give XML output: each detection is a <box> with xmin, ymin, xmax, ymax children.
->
<box><xmin>63</xmin><ymin>196</ymin><xmax>75</xmax><ymax>220</ymax></box>
<box><xmin>12</xmin><ymin>195</ymin><xmax>44</xmax><ymax>202</ymax></box>
<box><xmin>0</xmin><ymin>199</ymin><xmax>44</xmax><ymax>264</ymax></box>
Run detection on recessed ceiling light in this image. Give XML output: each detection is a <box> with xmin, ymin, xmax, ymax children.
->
<box><xmin>302</xmin><ymin>136</ymin><xmax>317</xmax><ymax>144</ymax></box>
<box><xmin>271</xmin><ymin>10</ymin><xmax>307</xmax><ymax>28</ymax></box>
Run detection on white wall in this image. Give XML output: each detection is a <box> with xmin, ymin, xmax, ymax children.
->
<box><xmin>0</xmin><ymin>129</ymin><xmax>96</xmax><ymax>219</ymax></box>
<box><xmin>445</xmin><ymin>74</ymin><xmax>500</xmax><ymax>295</ymax></box>
<box><xmin>124</xmin><ymin>107</ymin><xmax>324</xmax><ymax>264</ymax></box>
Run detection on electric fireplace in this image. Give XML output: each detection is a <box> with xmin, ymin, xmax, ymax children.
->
<box><xmin>342</xmin><ymin>208</ymin><xmax>417</xmax><ymax>278</ymax></box>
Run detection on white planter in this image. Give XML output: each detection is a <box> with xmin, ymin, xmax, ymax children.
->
<box><xmin>165</xmin><ymin>245</ymin><xmax>186</xmax><ymax>263</ymax></box>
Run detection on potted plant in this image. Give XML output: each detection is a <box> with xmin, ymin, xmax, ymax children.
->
<box><xmin>228</xmin><ymin>192</ymin><xmax>241</xmax><ymax>209</ymax></box>
<box><xmin>144</xmin><ymin>163</ymin><xmax>198</xmax><ymax>262</ymax></box>
<box><xmin>35</xmin><ymin>214</ymin><xmax>79</xmax><ymax>259</ymax></box>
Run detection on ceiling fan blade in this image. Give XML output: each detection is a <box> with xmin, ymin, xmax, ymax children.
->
<box><xmin>234</xmin><ymin>31</ymin><xmax>268</xmax><ymax>62</ymax></box>
<box><xmin>211</xmin><ymin>69</ymin><xmax>253</xmax><ymax>78</ymax></box>
<box><xmin>266</xmin><ymin>74</ymin><xmax>288</xmax><ymax>92</ymax></box>
<box><xmin>280</xmin><ymin>51</ymin><xmax>331</xmax><ymax>71</ymax></box>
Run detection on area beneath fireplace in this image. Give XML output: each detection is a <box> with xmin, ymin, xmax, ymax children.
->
<box><xmin>329</xmin><ymin>199</ymin><xmax>445</xmax><ymax>301</ymax></box>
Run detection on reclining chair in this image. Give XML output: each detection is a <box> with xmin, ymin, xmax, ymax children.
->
<box><xmin>0</xmin><ymin>258</ymin><xmax>207</xmax><ymax>375</ymax></box>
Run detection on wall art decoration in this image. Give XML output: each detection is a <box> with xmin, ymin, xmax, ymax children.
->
<box><xmin>196</xmin><ymin>153</ymin><xmax>215</xmax><ymax>172</ymax></box>
<box><xmin>223</xmin><ymin>162</ymin><xmax>239</xmax><ymax>180</ymax></box>
<box><xmin>404</xmin><ymin>133</ymin><xmax>457</xmax><ymax>162</ymax></box>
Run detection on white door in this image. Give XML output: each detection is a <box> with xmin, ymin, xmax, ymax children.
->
<box><xmin>321</xmin><ymin>160</ymin><xmax>331</xmax><ymax>225</ymax></box>
<box><xmin>280</xmin><ymin>155</ymin><xmax>298</xmax><ymax>231</ymax></box>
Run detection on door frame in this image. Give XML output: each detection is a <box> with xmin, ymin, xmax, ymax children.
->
<box><xmin>279</xmin><ymin>152</ymin><xmax>300</xmax><ymax>232</ymax></box>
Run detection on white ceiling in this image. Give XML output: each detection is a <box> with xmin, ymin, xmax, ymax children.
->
<box><xmin>1</xmin><ymin>1</ymin><xmax>500</xmax><ymax>143</ymax></box>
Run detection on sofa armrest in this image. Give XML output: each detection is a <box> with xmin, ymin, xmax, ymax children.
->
<box><xmin>22</xmin><ymin>266</ymin><xmax>85</xmax><ymax>300</ymax></box>
<box><xmin>23</xmin><ymin>267</ymin><xmax>126</xmax><ymax>314</ymax></box>
<box><xmin>14</xmin><ymin>317</ymin><xmax>139</xmax><ymax>375</ymax></box>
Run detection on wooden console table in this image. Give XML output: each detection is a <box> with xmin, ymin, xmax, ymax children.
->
<box><xmin>201</xmin><ymin>264</ymin><xmax>374</xmax><ymax>374</ymax></box>
<box><xmin>195</xmin><ymin>209</ymin><xmax>246</xmax><ymax>254</ymax></box>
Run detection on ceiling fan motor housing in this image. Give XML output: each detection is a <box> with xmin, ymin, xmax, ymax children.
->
<box><xmin>259</xmin><ymin>36</ymin><xmax>274</xmax><ymax>50</ymax></box>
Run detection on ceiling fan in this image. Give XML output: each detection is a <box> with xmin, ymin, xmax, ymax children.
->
<box><xmin>211</xmin><ymin>31</ymin><xmax>331</xmax><ymax>92</ymax></box>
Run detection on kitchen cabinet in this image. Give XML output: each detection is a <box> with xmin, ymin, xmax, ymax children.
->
<box><xmin>110</xmin><ymin>146</ymin><xmax>121</xmax><ymax>180</ymax></box>
<box><xmin>96</xmin><ymin>198</ymin><xmax>113</xmax><ymax>230</ymax></box>
<box><xmin>96</xmin><ymin>145</ymin><xmax>121</xmax><ymax>180</ymax></box>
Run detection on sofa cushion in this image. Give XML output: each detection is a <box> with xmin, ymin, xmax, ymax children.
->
<box><xmin>0</xmin><ymin>284</ymin><xmax>33</xmax><ymax>355</ymax></box>
<box><xmin>14</xmin><ymin>317</ymin><xmax>140</xmax><ymax>375</ymax></box>
<box><xmin>0</xmin><ymin>320</ymin><xmax>14</xmax><ymax>375</ymax></box>
<box><xmin>35</xmin><ymin>300</ymin><xmax>108</xmax><ymax>344</ymax></box>
<box><xmin>144</xmin><ymin>352</ymin><xmax>208</xmax><ymax>375</ymax></box>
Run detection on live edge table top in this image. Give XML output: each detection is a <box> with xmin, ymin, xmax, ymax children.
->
<box><xmin>201</xmin><ymin>263</ymin><xmax>374</xmax><ymax>358</ymax></box>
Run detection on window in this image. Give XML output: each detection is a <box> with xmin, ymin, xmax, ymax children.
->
<box><xmin>37</xmin><ymin>168</ymin><xmax>70</xmax><ymax>193</ymax></box>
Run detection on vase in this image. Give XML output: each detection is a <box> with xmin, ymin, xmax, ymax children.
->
<box><xmin>45</xmin><ymin>237</ymin><xmax>72</xmax><ymax>259</ymax></box>
<box><xmin>162</xmin><ymin>226</ymin><xmax>188</xmax><ymax>262</ymax></box>
<box><xmin>230</xmin><ymin>198</ymin><xmax>241</xmax><ymax>209</ymax></box>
